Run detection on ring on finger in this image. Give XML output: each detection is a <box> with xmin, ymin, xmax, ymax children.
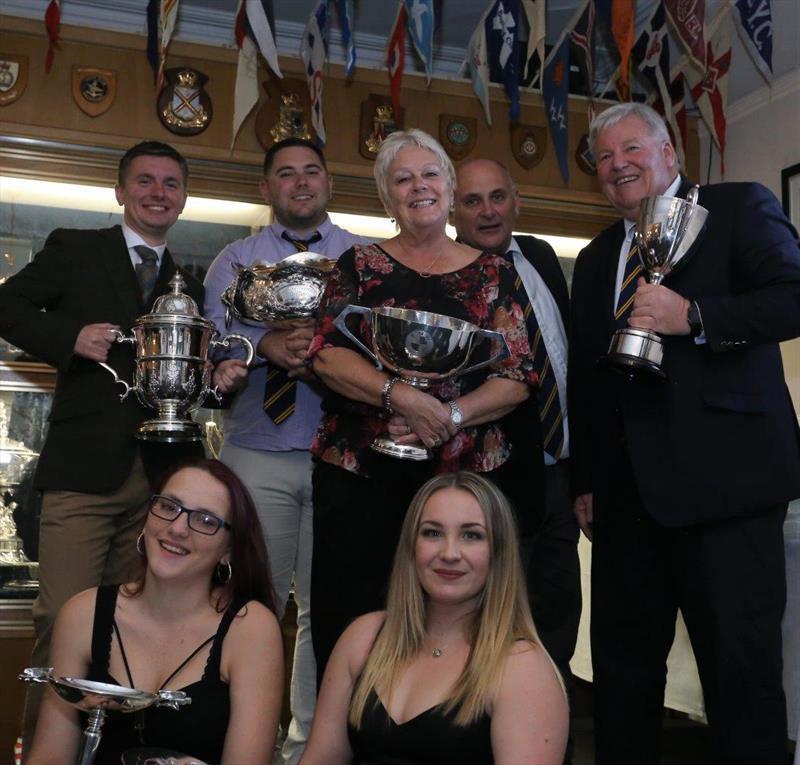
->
<box><xmin>406</xmin><ymin>424</ymin><xmax>412</xmax><ymax>435</ymax></box>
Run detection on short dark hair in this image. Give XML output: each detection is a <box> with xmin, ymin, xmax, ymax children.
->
<box><xmin>118</xmin><ymin>141</ymin><xmax>189</xmax><ymax>186</ymax></box>
<box><xmin>263</xmin><ymin>138</ymin><xmax>327</xmax><ymax>176</ymax></box>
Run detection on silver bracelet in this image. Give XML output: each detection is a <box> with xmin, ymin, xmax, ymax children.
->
<box><xmin>381</xmin><ymin>376</ymin><xmax>399</xmax><ymax>414</ymax></box>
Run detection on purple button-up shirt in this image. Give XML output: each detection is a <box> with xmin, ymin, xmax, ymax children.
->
<box><xmin>204</xmin><ymin>216</ymin><xmax>372</xmax><ymax>452</ymax></box>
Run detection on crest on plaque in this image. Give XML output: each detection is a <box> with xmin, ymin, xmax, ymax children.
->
<box><xmin>0</xmin><ymin>54</ymin><xmax>28</xmax><ymax>106</ymax></box>
<box><xmin>575</xmin><ymin>133</ymin><xmax>597</xmax><ymax>176</ymax></box>
<box><xmin>71</xmin><ymin>66</ymin><xmax>116</xmax><ymax>117</ymax></box>
<box><xmin>359</xmin><ymin>95</ymin><xmax>404</xmax><ymax>160</ymax></box>
<box><xmin>157</xmin><ymin>68</ymin><xmax>212</xmax><ymax>136</ymax></box>
<box><xmin>255</xmin><ymin>77</ymin><xmax>314</xmax><ymax>150</ymax></box>
<box><xmin>510</xmin><ymin>124</ymin><xmax>547</xmax><ymax>170</ymax></box>
<box><xmin>439</xmin><ymin>115</ymin><xmax>477</xmax><ymax>161</ymax></box>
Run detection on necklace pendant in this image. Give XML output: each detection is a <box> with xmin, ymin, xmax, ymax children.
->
<box><xmin>431</xmin><ymin>647</ymin><xmax>443</xmax><ymax>658</ymax></box>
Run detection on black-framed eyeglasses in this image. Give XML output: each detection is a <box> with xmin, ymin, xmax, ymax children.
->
<box><xmin>149</xmin><ymin>495</ymin><xmax>232</xmax><ymax>536</ymax></box>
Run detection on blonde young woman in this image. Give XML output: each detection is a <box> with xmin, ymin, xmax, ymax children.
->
<box><xmin>300</xmin><ymin>471</ymin><xmax>568</xmax><ymax>765</ymax></box>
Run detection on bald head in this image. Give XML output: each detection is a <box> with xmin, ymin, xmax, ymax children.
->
<box><xmin>453</xmin><ymin>159</ymin><xmax>520</xmax><ymax>254</ymax></box>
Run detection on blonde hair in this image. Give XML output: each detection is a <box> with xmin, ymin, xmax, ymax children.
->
<box><xmin>349</xmin><ymin>471</ymin><xmax>556</xmax><ymax>728</ymax></box>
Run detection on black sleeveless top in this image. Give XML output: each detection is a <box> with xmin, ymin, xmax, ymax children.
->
<box><xmin>347</xmin><ymin>689</ymin><xmax>494</xmax><ymax>765</ymax></box>
<box><xmin>85</xmin><ymin>585</ymin><xmax>240</xmax><ymax>765</ymax></box>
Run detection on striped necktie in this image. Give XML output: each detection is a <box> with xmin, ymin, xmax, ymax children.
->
<box><xmin>133</xmin><ymin>245</ymin><xmax>159</xmax><ymax>304</ymax></box>
<box><xmin>263</xmin><ymin>231</ymin><xmax>323</xmax><ymax>424</ymax></box>
<box><xmin>509</xmin><ymin>259</ymin><xmax>564</xmax><ymax>461</ymax></box>
<box><xmin>614</xmin><ymin>230</ymin><xmax>643</xmax><ymax>328</ymax></box>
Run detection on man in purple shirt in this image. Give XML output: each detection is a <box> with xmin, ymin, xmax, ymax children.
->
<box><xmin>204</xmin><ymin>138</ymin><xmax>370</xmax><ymax>764</ymax></box>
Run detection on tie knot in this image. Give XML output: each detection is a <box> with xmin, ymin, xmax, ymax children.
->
<box><xmin>281</xmin><ymin>231</ymin><xmax>322</xmax><ymax>251</ymax></box>
<box><xmin>134</xmin><ymin>245</ymin><xmax>158</xmax><ymax>265</ymax></box>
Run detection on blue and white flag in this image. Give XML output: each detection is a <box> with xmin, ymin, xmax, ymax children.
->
<box><xmin>463</xmin><ymin>5</ymin><xmax>493</xmax><ymax>125</ymax></box>
<box><xmin>633</xmin><ymin>2</ymin><xmax>671</xmax><ymax>119</ymax></box>
<box><xmin>485</xmin><ymin>0</ymin><xmax>521</xmax><ymax>122</ymax></box>
<box><xmin>301</xmin><ymin>0</ymin><xmax>329</xmax><ymax>145</ymax></box>
<box><xmin>333</xmin><ymin>0</ymin><xmax>356</xmax><ymax>76</ymax></box>
<box><xmin>542</xmin><ymin>33</ymin><xmax>570</xmax><ymax>184</ymax></box>
<box><xmin>734</xmin><ymin>0</ymin><xmax>772</xmax><ymax>82</ymax></box>
<box><xmin>243</xmin><ymin>0</ymin><xmax>282</xmax><ymax>79</ymax></box>
<box><xmin>404</xmin><ymin>0</ymin><xmax>434</xmax><ymax>83</ymax></box>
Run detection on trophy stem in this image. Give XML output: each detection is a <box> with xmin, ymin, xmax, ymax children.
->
<box><xmin>77</xmin><ymin>709</ymin><xmax>106</xmax><ymax>765</ymax></box>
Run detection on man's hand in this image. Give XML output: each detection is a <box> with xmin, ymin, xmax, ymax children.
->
<box><xmin>574</xmin><ymin>493</ymin><xmax>594</xmax><ymax>541</ymax></box>
<box><xmin>213</xmin><ymin>358</ymin><xmax>248</xmax><ymax>394</ymax></box>
<box><xmin>74</xmin><ymin>323</ymin><xmax>120</xmax><ymax>362</ymax></box>
<box><xmin>629</xmin><ymin>278</ymin><xmax>691</xmax><ymax>335</ymax></box>
<box><xmin>257</xmin><ymin>322</ymin><xmax>315</xmax><ymax>370</ymax></box>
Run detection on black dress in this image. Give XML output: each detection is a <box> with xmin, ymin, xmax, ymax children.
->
<box><xmin>85</xmin><ymin>585</ymin><xmax>238</xmax><ymax>765</ymax></box>
<box><xmin>347</xmin><ymin>689</ymin><xmax>494</xmax><ymax>765</ymax></box>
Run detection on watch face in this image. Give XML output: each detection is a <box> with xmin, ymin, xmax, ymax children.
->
<box><xmin>450</xmin><ymin>402</ymin><xmax>463</xmax><ymax>426</ymax></box>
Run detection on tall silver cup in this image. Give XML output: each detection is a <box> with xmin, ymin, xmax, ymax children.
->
<box><xmin>334</xmin><ymin>305</ymin><xmax>510</xmax><ymax>460</ymax></box>
<box><xmin>603</xmin><ymin>186</ymin><xmax>708</xmax><ymax>377</ymax></box>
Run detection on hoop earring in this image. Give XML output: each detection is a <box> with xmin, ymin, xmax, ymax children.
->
<box><xmin>216</xmin><ymin>560</ymin><xmax>232</xmax><ymax>584</ymax></box>
<box><xmin>136</xmin><ymin>532</ymin><xmax>145</xmax><ymax>556</ymax></box>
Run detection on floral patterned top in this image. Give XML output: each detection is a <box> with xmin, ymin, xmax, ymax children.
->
<box><xmin>308</xmin><ymin>243</ymin><xmax>538</xmax><ymax>477</ymax></box>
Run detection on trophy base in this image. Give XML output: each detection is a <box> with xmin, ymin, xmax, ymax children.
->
<box><xmin>600</xmin><ymin>328</ymin><xmax>666</xmax><ymax>379</ymax></box>
<box><xmin>136</xmin><ymin>419</ymin><xmax>202</xmax><ymax>443</ymax></box>
<box><xmin>371</xmin><ymin>437</ymin><xmax>431</xmax><ymax>461</ymax></box>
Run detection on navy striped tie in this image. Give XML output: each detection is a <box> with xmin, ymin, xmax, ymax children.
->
<box><xmin>133</xmin><ymin>245</ymin><xmax>159</xmax><ymax>304</ymax></box>
<box><xmin>510</xmin><ymin>263</ymin><xmax>564</xmax><ymax>461</ymax></box>
<box><xmin>263</xmin><ymin>232</ymin><xmax>322</xmax><ymax>424</ymax></box>
<box><xmin>614</xmin><ymin>232</ymin><xmax>643</xmax><ymax>328</ymax></box>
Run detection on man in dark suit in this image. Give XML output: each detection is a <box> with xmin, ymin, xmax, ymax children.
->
<box><xmin>453</xmin><ymin>158</ymin><xmax>581</xmax><ymax>693</ymax></box>
<box><xmin>569</xmin><ymin>102</ymin><xmax>800</xmax><ymax>765</ymax></box>
<box><xmin>0</xmin><ymin>141</ymin><xmax>206</xmax><ymax>744</ymax></box>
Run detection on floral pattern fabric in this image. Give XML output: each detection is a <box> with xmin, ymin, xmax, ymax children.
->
<box><xmin>308</xmin><ymin>243</ymin><xmax>538</xmax><ymax>477</ymax></box>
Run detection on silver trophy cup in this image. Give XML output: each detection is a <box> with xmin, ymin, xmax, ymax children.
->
<box><xmin>99</xmin><ymin>273</ymin><xmax>254</xmax><ymax>442</ymax></box>
<box><xmin>603</xmin><ymin>185</ymin><xmax>708</xmax><ymax>377</ymax></box>
<box><xmin>20</xmin><ymin>667</ymin><xmax>191</xmax><ymax>765</ymax></box>
<box><xmin>222</xmin><ymin>251</ymin><xmax>337</xmax><ymax>326</ymax></box>
<box><xmin>334</xmin><ymin>305</ymin><xmax>510</xmax><ymax>460</ymax></box>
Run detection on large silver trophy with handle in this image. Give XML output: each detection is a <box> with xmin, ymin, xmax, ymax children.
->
<box><xmin>221</xmin><ymin>251</ymin><xmax>337</xmax><ymax>326</ymax></box>
<box><xmin>603</xmin><ymin>185</ymin><xmax>708</xmax><ymax>377</ymax></box>
<box><xmin>335</xmin><ymin>305</ymin><xmax>510</xmax><ymax>461</ymax></box>
<box><xmin>20</xmin><ymin>667</ymin><xmax>191</xmax><ymax>765</ymax></box>
<box><xmin>99</xmin><ymin>273</ymin><xmax>254</xmax><ymax>442</ymax></box>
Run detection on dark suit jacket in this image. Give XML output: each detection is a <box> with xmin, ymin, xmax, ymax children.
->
<box><xmin>0</xmin><ymin>225</ymin><xmax>204</xmax><ymax>493</ymax></box>
<box><xmin>568</xmin><ymin>180</ymin><xmax>800</xmax><ymax>527</ymax></box>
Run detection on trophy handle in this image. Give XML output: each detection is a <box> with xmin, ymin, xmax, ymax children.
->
<box><xmin>18</xmin><ymin>667</ymin><xmax>54</xmax><ymax>684</ymax></box>
<box><xmin>333</xmin><ymin>305</ymin><xmax>383</xmax><ymax>370</ymax></box>
<box><xmin>458</xmin><ymin>329</ymin><xmax>511</xmax><ymax>377</ymax></box>
<box><xmin>210</xmin><ymin>333</ymin><xmax>255</xmax><ymax>367</ymax></box>
<box><xmin>154</xmin><ymin>689</ymin><xmax>192</xmax><ymax>710</ymax></box>
<box><xmin>97</xmin><ymin>362</ymin><xmax>134</xmax><ymax>400</ymax></box>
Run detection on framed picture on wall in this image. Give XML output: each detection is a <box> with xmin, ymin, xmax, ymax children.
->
<box><xmin>781</xmin><ymin>163</ymin><xmax>800</xmax><ymax>227</ymax></box>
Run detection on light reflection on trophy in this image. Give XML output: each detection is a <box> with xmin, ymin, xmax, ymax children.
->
<box><xmin>334</xmin><ymin>305</ymin><xmax>510</xmax><ymax>461</ymax></box>
<box><xmin>99</xmin><ymin>273</ymin><xmax>254</xmax><ymax>442</ymax></box>
<box><xmin>221</xmin><ymin>251</ymin><xmax>337</xmax><ymax>326</ymax></box>
<box><xmin>0</xmin><ymin>403</ymin><xmax>39</xmax><ymax>590</ymax></box>
<box><xmin>603</xmin><ymin>185</ymin><xmax>708</xmax><ymax>377</ymax></box>
<box><xmin>20</xmin><ymin>667</ymin><xmax>190</xmax><ymax>765</ymax></box>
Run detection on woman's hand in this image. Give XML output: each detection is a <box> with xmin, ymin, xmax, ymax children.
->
<box><xmin>389</xmin><ymin>385</ymin><xmax>457</xmax><ymax>449</ymax></box>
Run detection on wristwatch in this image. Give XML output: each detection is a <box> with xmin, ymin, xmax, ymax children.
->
<box><xmin>687</xmin><ymin>301</ymin><xmax>704</xmax><ymax>338</ymax></box>
<box><xmin>448</xmin><ymin>400</ymin><xmax>464</xmax><ymax>430</ymax></box>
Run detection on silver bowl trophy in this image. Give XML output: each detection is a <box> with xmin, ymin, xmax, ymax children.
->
<box><xmin>603</xmin><ymin>185</ymin><xmax>708</xmax><ymax>377</ymax></box>
<box><xmin>221</xmin><ymin>251</ymin><xmax>337</xmax><ymax>326</ymax></box>
<box><xmin>334</xmin><ymin>305</ymin><xmax>510</xmax><ymax>461</ymax></box>
<box><xmin>99</xmin><ymin>273</ymin><xmax>254</xmax><ymax>442</ymax></box>
<box><xmin>19</xmin><ymin>667</ymin><xmax>191</xmax><ymax>765</ymax></box>
<box><xmin>0</xmin><ymin>403</ymin><xmax>39</xmax><ymax>590</ymax></box>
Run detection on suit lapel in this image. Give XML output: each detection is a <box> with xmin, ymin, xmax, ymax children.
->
<box><xmin>603</xmin><ymin>222</ymin><xmax>626</xmax><ymax>335</ymax></box>
<box><xmin>101</xmin><ymin>226</ymin><xmax>142</xmax><ymax>323</ymax></box>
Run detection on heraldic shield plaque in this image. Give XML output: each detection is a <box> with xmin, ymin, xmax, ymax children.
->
<box><xmin>158</xmin><ymin>67</ymin><xmax>212</xmax><ymax>136</ymax></box>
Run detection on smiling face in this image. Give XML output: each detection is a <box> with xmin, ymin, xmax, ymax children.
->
<box><xmin>144</xmin><ymin>467</ymin><xmax>231</xmax><ymax>583</ymax></box>
<box><xmin>115</xmin><ymin>155</ymin><xmax>187</xmax><ymax>244</ymax></box>
<box><xmin>594</xmin><ymin>114</ymin><xmax>678</xmax><ymax>221</ymax></box>
<box><xmin>259</xmin><ymin>145</ymin><xmax>332</xmax><ymax>235</ymax></box>
<box><xmin>453</xmin><ymin>160</ymin><xmax>519</xmax><ymax>254</ymax></box>
<box><xmin>414</xmin><ymin>487</ymin><xmax>491</xmax><ymax>608</ymax></box>
<box><xmin>385</xmin><ymin>145</ymin><xmax>452</xmax><ymax>234</ymax></box>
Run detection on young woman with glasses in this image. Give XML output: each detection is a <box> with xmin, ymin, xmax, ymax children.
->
<box><xmin>26</xmin><ymin>458</ymin><xmax>283</xmax><ymax>765</ymax></box>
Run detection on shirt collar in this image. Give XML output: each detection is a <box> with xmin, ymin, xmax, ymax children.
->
<box><xmin>122</xmin><ymin>222</ymin><xmax>167</xmax><ymax>258</ymax></box>
<box><xmin>272</xmin><ymin>214</ymin><xmax>332</xmax><ymax>242</ymax></box>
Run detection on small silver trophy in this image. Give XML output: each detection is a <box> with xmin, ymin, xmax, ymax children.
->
<box><xmin>222</xmin><ymin>251</ymin><xmax>337</xmax><ymax>326</ymax></box>
<box><xmin>603</xmin><ymin>186</ymin><xmax>708</xmax><ymax>377</ymax></box>
<box><xmin>20</xmin><ymin>667</ymin><xmax>191</xmax><ymax>765</ymax></box>
<box><xmin>99</xmin><ymin>274</ymin><xmax>254</xmax><ymax>442</ymax></box>
<box><xmin>335</xmin><ymin>305</ymin><xmax>510</xmax><ymax>460</ymax></box>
